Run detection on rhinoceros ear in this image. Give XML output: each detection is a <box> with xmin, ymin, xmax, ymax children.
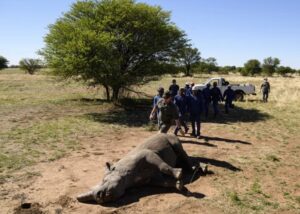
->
<box><xmin>105</xmin><ymin>162</ymin><xmax>111</xmax><ymax>171</ymax></box>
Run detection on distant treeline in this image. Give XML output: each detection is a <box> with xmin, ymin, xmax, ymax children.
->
<box><xmin>181</xmin><ymin>56</ymin><xmax>299</xmax><ymax>77</ymax></box>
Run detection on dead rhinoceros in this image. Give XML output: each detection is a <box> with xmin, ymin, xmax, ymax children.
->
<box><xmin>77</xmin><ymin>133</ymin><xmax>197</xmax><ymax>204</ymax></box>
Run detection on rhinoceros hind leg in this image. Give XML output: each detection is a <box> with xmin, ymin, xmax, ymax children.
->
<box><xmin>144</xmin><ymin>150</ymin><xmax>182</xmax><ymax>180</ymax></box>
<box><xmin>149</xmin><ymin>175</ymin><xmax>184</xmax><ymax>191</ymax></box>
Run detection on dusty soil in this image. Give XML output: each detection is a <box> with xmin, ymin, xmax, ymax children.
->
<box><xmin>0</xmin><ymin>125</ymin><xmax>247</xmax><ymax>214</ymax></box>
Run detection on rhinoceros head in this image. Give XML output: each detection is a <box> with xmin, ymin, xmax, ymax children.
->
<box><xmin>92</xmin><ymin>162</ymin><xmax>125</xmax><ymax>203</ymax></box>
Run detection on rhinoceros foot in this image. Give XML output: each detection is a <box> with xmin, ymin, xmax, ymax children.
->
<box><xmin>173</xmin><ymin>168</ymin><xmax>182</xmax><ymax>180</ymax></box>
<box><xmin>175</xmin><ymin>180</ymin><xmax>184</xmax><ymax>191</ymax></box>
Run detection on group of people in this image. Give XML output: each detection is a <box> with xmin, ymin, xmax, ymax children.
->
<box><xmin>149</xmin><ymin>79</ymin><xmax>236</xmax><ymax>139</ymax></box>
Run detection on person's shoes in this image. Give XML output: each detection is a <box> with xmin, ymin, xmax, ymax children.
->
<box><xmin>190</xmin><ymin>132</ymin><xmax>196</xmax><ymax>137</ymax></box>
<box><xmin>197</xmin><ymin>135</ymin><xmax>201</xmax><ymax>139</ymax></box>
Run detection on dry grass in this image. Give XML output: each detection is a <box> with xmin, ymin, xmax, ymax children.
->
<box><xmin>1</xmin><ymin>69</ymin><xmax>300</xmax><ymax>213</ymax></box>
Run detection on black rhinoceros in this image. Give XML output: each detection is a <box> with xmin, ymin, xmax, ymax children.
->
<box><xmin>77</xmin><ymin>133</ymin><xmax>197</xmax><ymax>204</ymax></box>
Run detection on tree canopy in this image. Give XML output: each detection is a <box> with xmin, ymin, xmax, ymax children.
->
<box><xmin>0</xmin><ymin>55</ymin><xmax>9</xmax><ymax>70</ymax></box>
<box><xmin>242</xmin><ymin>59</ymin><xmax>261</xmax><ymax>76</ymax></box>
<box><xmin>262</xmin><ymin>57</ymin><xmax>280</xmax><ymax>76</ymax></box>
<box><xmin>173</xmin><ymin>44</ymin><xmax>201</xmax><ymax>76</ymax></box>
<box><xmin>41</xmin><ymin>0</ymin><xmax>186</xmax><ymax>101</ymax></box>
<box><xmin>19</xmin><ymin>58</ymin><xmax>42</xmax><ymax>74</ymax></box>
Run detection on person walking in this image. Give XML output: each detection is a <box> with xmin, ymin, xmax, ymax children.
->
<box><xmin>184</xmin><ymin>82</ymin><xmax>192</xmax><ymax>97</ymax></box>
<box><xmin>261</xmin><ymin>78</ymin><xmax>270</xmax><ymax>102</ymax></box>
<box><xmin>169</xmin><ymin>79</ymin><xmax>180</xmax><ymax>98</ymax></box>
<box><xmin>149</xmin><ymin>91</ymin><xmax>181</xmax><ymax>133</ymax></box>
<box><xmin>210</xmin><ymin>82</ymin><xmax>223</xmax><ymax>117</ymax></box>
<box><xmin>187</xmin><ymin>89</ymin><xmax>203</xmax><ymax>139</ymax></box>
<box><xmin>223</xmin><ymin>85</ymin><xmax>235</xmax><ymax>113</ymax></box>
<box><xmin>174</xmin><ymin>88</ymin><xmax>189</xmax><ymax>135</ymax></box>
<box><xmin>202</xmin><ymin>83</ymin><xmax>211</xmax><ymax>118</ymax></box>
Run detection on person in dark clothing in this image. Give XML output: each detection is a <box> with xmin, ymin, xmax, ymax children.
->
<box><xmin>210</xmin><ymin>82</ymin><xmax>223</xmax><ymax>117</ymax></box>
<box><xmin>223</xmin><ymin>85</ymin><xmax>235</xmax><ymax>113</ymax></box>
<box><xmin>261</xmin><ymin>78</ymin><xmax>270</xmax><ymax>102</ymax></box>
<box><xmin>174</xmin><ymin>88</ymin><xmax>189</xmax><ymax>135</ymax></box>
<box><xmin>184</xmin><ymin>82</ymin><xmax>192</xmax><ymax>97</ymax></box>
<box><xmin>202</xmin><ymin>83</ymin><xmax>211</xmax><ymax>118</ymax></box>
<box><xmin>187</xmin><ymin>89</ymin><xmax>203</xmax><ymax>139</ymax></box>
<box><xmin>149</xmin><ymin>91</ymin><xmax>181</xmax><ymax>133</ymax></box>
<box><xmin>169</xmin><ymin>79</ymin><xmax>180</xmax><ymax>97</ymax></box>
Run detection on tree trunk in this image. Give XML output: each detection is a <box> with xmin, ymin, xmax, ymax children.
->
<box><xmin>112</xmin><ymin>87</ymin><xmax>120</xmax><ymax>101</ymax></box>
<box><xmin>104</xmin><ymin>85</ymin><xmax>110</xmax><ymax>101</ymax></box>
<box><xmin>185</xmin><ymin>64</ymin><xmax>191</xmax><ymax>76</ymax></box>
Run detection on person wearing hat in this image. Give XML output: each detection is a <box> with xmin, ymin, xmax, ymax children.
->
<box><xmin>184</xmin><ymin>82</ymin><xmax>192</xmax><ymax>97</ymax></box>
<box><xmin>202</xmin><ymin>83</ymin><xmax>211</xmax><ymax>118</ymax></box>
<box><xmin>169</xmin><ymin>79</ymin><xmax>180</xmax><ymax>97</ymax></box>
<box><xmin>223</xmin><ymin>85</ymin><xmax>235</xmax><ymax>113</ymax></box>
<box><xmin>149</xmin><ymin>91</ymin><xmax>181</xmax><ymax>133</ymax></box>
<box><xmin>187</xmin><ymin>88</ymin><xmax>203</xmax><ymax>138</ymax></box>
<box><xmin>174</xmin><ymin>88</ymin><xmax>189</xmax><ymax>135</ymax></box>
<box><xmin>261</xmin><ymin>78</ymin><xmax>270</xmax><ymax>102</ymax></box>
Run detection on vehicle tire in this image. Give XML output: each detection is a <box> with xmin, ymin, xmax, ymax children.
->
<box><xmin>235</xmin><ymin>91</ymin><xmax>244</xmax><ymax>101</ymax></box>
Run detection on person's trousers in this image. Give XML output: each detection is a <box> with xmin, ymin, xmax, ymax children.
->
<box><xmin>204</xmin><ymin>100</ymin><xmax>211</xmax><ymax>118</ymax></box>
<box><xmin>263</xmin><ymin>92</ymin><xmax>269</xmax><ymax>102</ymax></box>
<box><xmin>174</xmin><ymin>115</ymin><xmax>188</xmax><ymax>135</ymax></box>
<box><xmin>212</xmin><ymin>100</ymin><xmax>219</xmax><ymax>117</ymax></box>
<box><xmin>225</xmin><ymin>99</ymin><xmax>233</xmax><ymax>113</ymax></box>
<box><xmin>190</xmin><ymin>114</ymin><xmax>201</xmax><ymax>136</ymax></box>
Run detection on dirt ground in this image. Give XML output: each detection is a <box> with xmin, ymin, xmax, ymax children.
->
<box><xmin>1</xmin><ymin>125</ymin><xmax>297</xmax><ymax>214</ymax></box>
<box><xmin>1</xmin><ymin>71</ymin><xmax>300</xmax><ymax>214</ymax></box>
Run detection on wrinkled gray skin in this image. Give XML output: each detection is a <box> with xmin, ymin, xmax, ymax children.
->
<box><xmin>77</xmin><ymin>133</ymin><xmax>194</xmax><ymax>204</ymax></box>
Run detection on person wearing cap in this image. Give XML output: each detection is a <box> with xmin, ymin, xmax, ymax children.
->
<box><xmin>210</xmin><ymin>82</ymin><xmax>223</xmax><ymax>117</ymax></box>
<box><xmin>169</xmin><ymin>79</ymin><xmax>180</xmax><ymax>97</ymax></box>
<box><xmin>174</xmin><ymin>88</ymin><xmax>189</xmax><ymax>135</ymax></box>
<box><xmin>187</xmin><ymin>88</ymin><xmax>203</xmax><ymax>138</ymax></box>
<box><xmin>261</xmin><ymin>78</ymin><xmax>270</xmax><ymax>102</ymax></box>
<box><xmin>152</xmin><ymin>87</ymin><xmax>164</xmax><ymax>121</ymax></box>
<box><xmin>153</xmin><ymin>87</ymin><xmax>164</xmax><ymax>107</ymax></box>
<box><xmin>223</xmin><ymin>85</ymin><xmax>235</xmax><ymax>113</ymax></box>
<box><xmin>184</xmin><ymin>82</ymin><xmax>192</xmax><ymax>97</ymax></box>
<box><xmin>202</xmin><ymin>83</ymin><xmax>211</xmax><ymax>118</ymax></box>
<box><xmin>149</xmin><ymin>91</ymin><xmax>181</xmax><ymax>133</ymax></box>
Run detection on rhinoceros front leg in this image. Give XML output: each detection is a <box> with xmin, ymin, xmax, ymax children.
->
<box><xmin>143</xmin><ymin>150</ymin><xmax>182</xmax><ymax>180</ymax></box>
<box><xmin>149</xmin><ymin>174</ymin><xmax>184</xmax><ymax>191</ymax></box>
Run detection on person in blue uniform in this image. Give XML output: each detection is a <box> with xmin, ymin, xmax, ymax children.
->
<box><xmin>202</xmin><ymin>83</ymin><xmax>211</xmax><ymax>118</ymax></box>
<box><xmin>223</xmin><ymin>85</ymin><xmax>235</xmax><ymax>113</ymax></box>
<box><xmin>174</xmin><ymin>88</ymin><xmax>189</xmax><ymax>135</ymax></box>
<box><xmin>152</xmin><ymin>87</ymin><xmax>164</xmax><ymax>120</ymax></box>
<box><xmin>188</xmin><ymin>89</ymin><xmax>203</xmax><ymax>139</ymax></box>
<box><xmin>169</xmin><ymin>79</ymin><xmax>179</xmax><ymax>97</ymax></box>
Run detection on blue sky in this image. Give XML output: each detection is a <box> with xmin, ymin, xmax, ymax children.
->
<box><xmin>0</xmin><ymin>0</ymin><xmax>299</xmax><ymax>68</ymax></box>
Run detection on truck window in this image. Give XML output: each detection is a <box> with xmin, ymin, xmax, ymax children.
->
<box><xmin>210</xmin><ymin>79</ymin><xmax>219</xmax><ymax>86</ymax></box>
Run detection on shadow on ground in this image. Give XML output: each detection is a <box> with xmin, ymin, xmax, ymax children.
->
<box><xmin>203</xmin><ymin>104</ymin><xmax>271</xmax><ymax>124</ymax></box>
<box><xmin>181</xmin><ymin>135</ymin><xmax>251</xmax><ymax>145</ymax></box>
<box><xmin>84</xmin><ymin>98</ymin><xmax>271</xmax><ymax>127</ymax></box>
<box><xmin>190</xmin><ymin>156</ymin><xmax>241</xmax><ymax>172</ymax></box>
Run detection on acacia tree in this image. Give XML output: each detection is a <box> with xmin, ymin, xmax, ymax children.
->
<box><xmin>41</xmin><ymin>0</ymin><xmax>186</xmax><ymax>101</ymax></box>
<box><xmin>262</xmin><ymin>57</ymin><xmax>280</xmax><ymax>76</ymax></box>
<box><xmin>0</xmin><ymin>55</ymin><xmax>9</xmax><ymax>70</ymax></box>
<box><xmin>19</xmin><ymin>58</ymin><xmax>42</xmax><ymax>74</ymax></box>
<box><xmin>242</xmin><ymin>59</ymin><xmax>261</xmax><ymax>76</ymax></box>
<box><xmin>173</xmin><ymin>44</ymin><xmax>201</xmax><ymax>76</ymax></box>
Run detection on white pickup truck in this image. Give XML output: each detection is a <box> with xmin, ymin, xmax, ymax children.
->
<box><xmin>193</xmin><ymin>77</ymin><xmax>256</xmax><ymax>101</ymax></box>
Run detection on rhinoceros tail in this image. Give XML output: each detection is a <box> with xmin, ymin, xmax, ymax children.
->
<box><xmin>76</xmin><ymin>190</ymin><xmax>95</xmax><ymax>203</ymax></box>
